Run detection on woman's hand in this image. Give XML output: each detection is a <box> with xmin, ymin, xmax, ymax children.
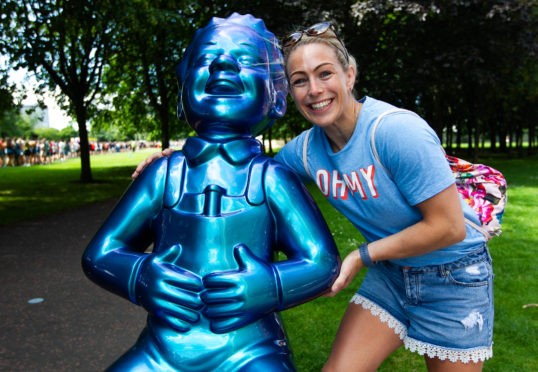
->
<box><xmin>131</xmin><ymin>148</ymin><xmax>175</xmax><ymax>179</ymax></box>
<box><xmin>324</xmin><ymin>249</ymin><xmax>363</xmax><ymax>297</ymax></box>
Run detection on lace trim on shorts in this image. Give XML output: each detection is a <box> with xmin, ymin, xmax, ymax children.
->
<box><xmin>404</xmin><ymin>336</ymin><xmax>493</xmax><ymax>363</ymax></box>
<box><xmin>350</xmin><ymin>294</ymin><xmax>407</xmax><ymax>340</ymax></box>
<box><xmin>350</xmin><ymin>294</ymin><xmax>493</xmax><ymax>363</ymax></box>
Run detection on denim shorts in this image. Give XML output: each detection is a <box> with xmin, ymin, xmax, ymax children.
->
<box><xmin>353</xmin><ymin>245</ymin><xmax>494</xmax><ymax>363</ymax></box>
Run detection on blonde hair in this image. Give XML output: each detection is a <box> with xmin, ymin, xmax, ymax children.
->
<box><xmin>281</xmin><ymin>28</ymin><xmax>358</xmax><ymax>88</ymax></box>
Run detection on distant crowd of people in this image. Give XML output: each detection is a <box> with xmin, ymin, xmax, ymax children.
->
<box><xmin>0</xmin><ymin>137</ymin><xmax>158</xmax><ymax>167</ymax></box>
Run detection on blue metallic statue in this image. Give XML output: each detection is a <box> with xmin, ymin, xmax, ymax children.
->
<box><xmin>82</xmin><ymin>13</ymin><xmax>340</xmax><ymax>371</ymax></box>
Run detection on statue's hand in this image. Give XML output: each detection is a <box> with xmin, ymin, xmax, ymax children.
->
<box><xmin>202</xmin><ymin>244</ymin><xmax>279</xmax><ymax>333</ymax></box>
<box><xmin>136</xmin><ymin>244</ymin><xmax>204</xmax><ymax>332</ymax></box>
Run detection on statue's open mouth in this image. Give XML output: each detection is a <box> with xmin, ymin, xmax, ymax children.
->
<box><xmin>205</xmin><ymin>76</ymin><xmax>243</xmax><ymax>96</ymax></box>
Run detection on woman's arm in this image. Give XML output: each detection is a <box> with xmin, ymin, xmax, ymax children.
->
<box><xmin>327</xmin><ymin>183</ymin><xmax>465</xmax><ymax>296</ymax></box>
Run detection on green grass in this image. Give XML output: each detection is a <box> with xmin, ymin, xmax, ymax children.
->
<box><xmin>1</xmin><ymin>150</ymin><xmax>536</xmax><ymax>371</ymax></box>
<box><xmin>0</xmin><ymin>149</ymin><xmax>158</xmax><ymax>225</ymax></box>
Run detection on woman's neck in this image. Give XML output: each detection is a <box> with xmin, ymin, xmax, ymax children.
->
<box><xmin>324</xmin><ymin>99</ymin><xmax>362</xmax><ymax>153</ymax></box>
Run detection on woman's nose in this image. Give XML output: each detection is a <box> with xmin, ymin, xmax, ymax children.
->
<box><xmin>308</xmin><ymin>79</ymin><xmax>323</xmax><ymax>96</ymax></box>
<box><xmin>209</xmin><ymin>54</ymin><xmax>240</xmax><ymax>74</ymax></box>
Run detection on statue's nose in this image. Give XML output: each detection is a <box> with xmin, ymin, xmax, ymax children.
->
<box><xmin>209</xmin><ymin>54</ymin><xmax>240</xmax><ymax>74</ymax></box>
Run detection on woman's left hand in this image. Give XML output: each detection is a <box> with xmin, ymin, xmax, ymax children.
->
<box><xmin>324</xmin><ymin>249</ymin><xmax>363</xmax><ymax>297</ymax></box>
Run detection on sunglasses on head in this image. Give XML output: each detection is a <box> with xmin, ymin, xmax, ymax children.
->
<box><xmin>282</xmin><ymin>22</ymin><xmax>349</xmax><ymax>62</ymax></box>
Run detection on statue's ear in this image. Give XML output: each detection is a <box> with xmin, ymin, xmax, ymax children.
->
<box><xmin>270</xmin><ymin>91</ymin><xmax>287</xmax><ymax>119</ymax></box>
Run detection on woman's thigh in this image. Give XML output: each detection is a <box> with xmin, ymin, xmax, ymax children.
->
<box><xmin>323</xmin><ymin>302</ymin><xmax>403</xmax><ymax>372</ymax></box>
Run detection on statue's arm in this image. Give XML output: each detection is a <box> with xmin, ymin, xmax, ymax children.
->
<box><xmin>81</xmin><ymin>157</ymin><xmax>168</xmax><ymax>302</ymax></box>
<box><xmin>265</xmin><ymin>161</ymin><xmax>341</xmax><ymax>310</ymax></box>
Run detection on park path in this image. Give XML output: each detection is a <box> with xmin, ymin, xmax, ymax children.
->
<box><xmin>0</xmin><ymin>199</ymin><xmax>147</xmax><ymax>371</ymax></box>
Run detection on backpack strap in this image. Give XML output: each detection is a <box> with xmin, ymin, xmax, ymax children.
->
<box><xmin>302</xmin><ymin>128</ymin><xmax>313</xmax><ymax>179</ymax></box>
<box><xmin>370</xmin><ymin>108</ymin><xmax>415</xmax><ymax>176</ymax></box>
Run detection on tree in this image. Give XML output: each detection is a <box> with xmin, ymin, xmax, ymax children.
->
<box><xmin>0</xmin><ymin>0</ymin><xmax>117</xmax><ymax>182</ymax></box>
<box><xmin>348</xmin><ymin>0</ymin><xmax>537</xmax><ymax>158</ymax></box>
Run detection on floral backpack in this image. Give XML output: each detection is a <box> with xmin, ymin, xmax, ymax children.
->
<box><xmin>302</xmin><ymin>108</ymin><xmax>508</xmax><ymax>241</ymax></box>
<box><xmin>445</xmin><ymin>154</ymin><xmax>507</xmax><ymax>240</ymax></box>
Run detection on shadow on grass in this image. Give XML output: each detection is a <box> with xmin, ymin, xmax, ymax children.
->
<box><xmin>0</xmin><ymin>166</ymin><xmax>135</xmax><ymax>225</ymax></box>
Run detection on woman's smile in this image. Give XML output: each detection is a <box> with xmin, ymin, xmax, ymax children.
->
<box><xmin>310</xmin><ymin>98</ymin><xmax>333</xmax><ymax>112</ymax></box>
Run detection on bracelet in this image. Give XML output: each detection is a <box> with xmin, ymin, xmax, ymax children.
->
<box><xmin>358</xmin><ymin>243</ymin><xmax>376</xmax><ymax>267</ymax></box>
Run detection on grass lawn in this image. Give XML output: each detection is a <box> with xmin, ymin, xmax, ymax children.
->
<box><xmin>1</xmin><ymin>150</ymin><xmax>536</xmax><ymax>371</ymax></box>
<box><xmin>0</xmin><ymin>149</ymin><xmax>158</xmax><ymax>225</ymax></box>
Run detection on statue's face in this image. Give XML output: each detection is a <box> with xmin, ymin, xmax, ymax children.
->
<box><xmin>180</xmin><ymin>25</ymin><xmax>276</xmax><ymax>138</ymax></box>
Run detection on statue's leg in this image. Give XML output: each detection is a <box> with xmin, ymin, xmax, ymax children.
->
<box><xmin>237</xmin><ymin>353</ymin><xmax>297</xmax><ymax>372</ymax></box>
<box><xmin>105</xmin><ymin>328</ymin><xmax>172</xmax><ymax>372</ymax></box>
<box><xmin>105</xmin><ymin>347</ymin><xmax>154</xmax><ymax>372</ymax></box>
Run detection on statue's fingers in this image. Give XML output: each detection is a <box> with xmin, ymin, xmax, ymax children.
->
<box><xmin>203</xmin><ymin>272</ymin><xmax>240</xmax><ymax>289</ymax></box>
<box><xmin>154</xmin><ymin>299</ymin><xmax>200</xmax><ymax>324</ymax></box>
<box><xmin>201</xmin><ymin>287</ymin><xmax>240</xmax><ymax>304</ymax></box>
<box><xmin>161</xmin><ymin>286</ymin><xmax>204</xmax><ymax>310</ymax></box>
<box><xmin>209</xmin><ymin>316</ymin><xmax>244</xmax><ymax>334</ymax></box>
<box><xmin>203</xmin><ymin>301</ymin><xmax>243</xmax><ymax>318</ymax></box>
<box><xmin>165</xmin><ymin>270</ymin><xmax>204</xmax><ymax>292</ymax></box>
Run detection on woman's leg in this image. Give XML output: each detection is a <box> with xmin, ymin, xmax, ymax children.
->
<box><xmin>425</xmin><ymin>357</ymin><xmax>483</xmax><ymax>372</ymax></box>
<box><xmin>322</xmin><ymin>302</ymin><xmax>403</xmax><ymax>372</ymax></box>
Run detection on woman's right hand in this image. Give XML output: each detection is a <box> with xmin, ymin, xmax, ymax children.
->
<box><xmin>131</xmin><ymin>148</ymin><xmax>175</xmax><ymax>179</ymax></box>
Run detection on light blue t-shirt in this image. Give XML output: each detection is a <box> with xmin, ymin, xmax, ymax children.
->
<box><xmin>275</xmin><ymin>96</ymin><xmax>485</xmax><ymax>266</ymax></box>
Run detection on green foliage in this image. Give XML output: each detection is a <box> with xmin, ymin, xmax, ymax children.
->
<box><xmin>346</xmin><ymin>0</ymin><xmax>537</xmax><ymax>156</ymax></box>
<box><xmin>33</xmin><ymin>127</ymin><xmax>60</xmax><ymax>140</ymax></box>
<box><xmin>58</xmin><ymin>125</ymin><xmax>78</xmax><ymax>140</ymax></box>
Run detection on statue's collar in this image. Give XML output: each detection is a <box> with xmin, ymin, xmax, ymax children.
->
<box><xmin>183</xmin><ymin>136</ymin><xmax>262</xmax><ymax>166</ymax></box>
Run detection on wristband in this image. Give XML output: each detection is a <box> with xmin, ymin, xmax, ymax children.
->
<box><xmin>358</xmin><ymin>243</ymin><xmax>375</xmax><ymax>267</ymax></box>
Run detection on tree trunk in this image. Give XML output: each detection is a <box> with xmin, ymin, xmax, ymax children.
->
<box><xmin>489</xmin><ymin>125</ymin><xmax>496</xmax><ymax>152</ymax></box>
<box><xmin>529</xmin><ymin>115</ymin><xmax>535</xmax><ymax>154</ymax></box>
<box><xmin>456</xmin><ymin>122</ymin><xmax>462</xmax><ymax>150</ymax></box>
<box><xmin>160</xmin><ymin>109</ymin><xmax>170</xmax><ymax>150</ymax></box>
<box><xmin>473</xmin><ymin>122</ymin><xmax>480</xmax><ymax>163</ymax></box>
<box><xmin>75</xmin><ymin>105</ymin><xmax>93</xmax><ymax>183</ymax></box>
<box><xmin>498</xmin><ymin>127</ymin><xmax>507</xmax><ymax>153</ymax></box>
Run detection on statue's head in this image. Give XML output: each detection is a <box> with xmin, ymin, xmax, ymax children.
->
<box><xmin>176</xmin><ymin>13</ymin><xmax>287</xmax><ymax>139</ymax></box>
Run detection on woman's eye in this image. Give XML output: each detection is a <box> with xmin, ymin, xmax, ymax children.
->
<box><xmin>291</xmin><ymin>78</ymin><xmax>306</xmax><ymax>86</ymax></box>
<box><xmin>320</xmin><ymin>71</ymin><xmax>333</xmax><ymax>79</ymax></box>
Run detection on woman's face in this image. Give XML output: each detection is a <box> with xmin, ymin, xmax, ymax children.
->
<box><xmin>286</xmin><ymin>43</ymin><xmax>355</xmax><ymax>129</ymax></box>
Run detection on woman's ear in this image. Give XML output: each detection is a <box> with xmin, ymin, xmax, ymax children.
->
<box><xmin>346</xmin><ymin>65</ymin><xmax>356</xmax><ymax>93</ymax></box>
<box><xmin>270</xmin><ymin>91</ymin><xmax>287</xmax><ymax>119</ymax></box>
